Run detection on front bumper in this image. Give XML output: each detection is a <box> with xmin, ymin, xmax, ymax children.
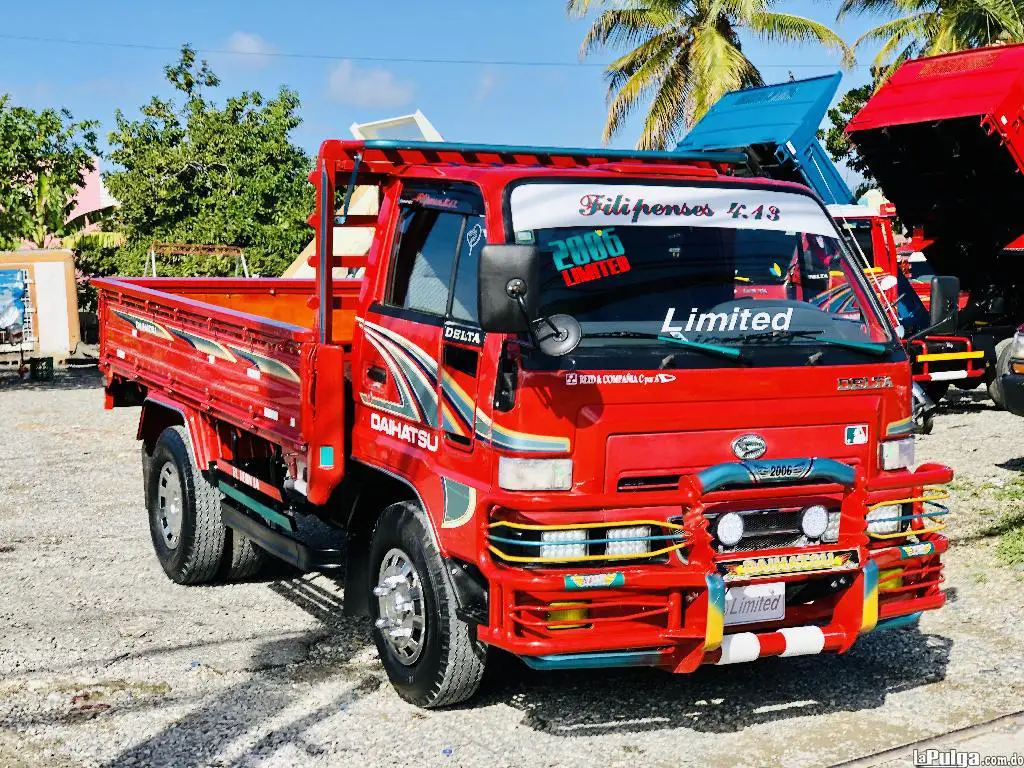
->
<box><xmin>1002</xmin><ymin>373</ymin><xmax>1024</xmax><ymax>417</ymax></box>
<box><xmin>474</xmin><ymin>460</ymin><xmax>952</xmax><ymax>672</ymax></box>
<box><xmin>910</xmin><ymin>337</ymin><xmax>986</xmax><ymax>384</ymax></box>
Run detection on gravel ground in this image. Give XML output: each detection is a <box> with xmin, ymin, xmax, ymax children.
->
<box><xmin>1</xmin><ymin>371</ymin><xmax>1022</xmax><ymax>768</ymax></box>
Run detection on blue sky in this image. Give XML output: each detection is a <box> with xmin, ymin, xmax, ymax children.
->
<box><xmin>1</xmin><ymin>0</ymin><xmax>886</xmax><ymax>186</ymax></box>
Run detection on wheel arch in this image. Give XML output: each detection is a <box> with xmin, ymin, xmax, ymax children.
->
<box><xmin>341</xmin><ymin>460</ymin><xmax>430</xmax><ymax>617</ymax></box>
<box><xmin>138</xmin><ymin>396</ymin><xmax>215</xmax><ymax>470</ymax></box>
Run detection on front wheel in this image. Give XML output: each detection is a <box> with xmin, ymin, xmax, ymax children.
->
<box><xmin>922</xmin><ymin>382</ymin><xmax>950</xmax><ymax>404</ymax></box>
<box><xmin>988</xmin><ymin>338</ymin><xmax>1013</xmax><ymax>409</ymax></box>
<box><xmin>368</xmin><ymin>502</ymin><xmax>486</xmax><ymax>708</ymax></box>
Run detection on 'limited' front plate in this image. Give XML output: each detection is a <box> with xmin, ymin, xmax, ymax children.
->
<box><xmin>724</xmin><ymin>582</ymin><xmax>785</xmax><ymax>626</ymax></box>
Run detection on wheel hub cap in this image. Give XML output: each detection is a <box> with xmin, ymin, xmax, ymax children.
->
<box><xmin>157</xmin><ymin>462</ymin><xmax>183</xmax><ymax>550</ymax></box>
<box><xmin>375</xmin><ymin>548</ymin><xmax>425</xmax><ymax>665</ymax></box>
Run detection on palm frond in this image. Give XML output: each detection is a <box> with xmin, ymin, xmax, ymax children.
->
<box><xmin>601</xmin><ymin>37</ymin><xmax>678</xmax><ymax>143</ymax></box>
<box><xmin>578</xmin><ymin>8</ymin><xmax>675</xmax><ymax>59</ymax></box>
<box><xmin>749</xmin><ymin>11</ymin><xmax>856</xmax><ymax>67</ymax></box>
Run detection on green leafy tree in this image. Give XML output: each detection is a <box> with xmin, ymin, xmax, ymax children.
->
<box><xmin>0</xmin><ymin>96</ymin><xmax>98</xmax><ymax>249</ymax></box>
<box><xmin>106</xmin><ymin>45</ymin><xmax>312</xmax><ymax>277</ymax></box>
<box><xmin>568</xmin><ymin>0</ymin><xmax>853</xmax><ymax>149</ymax></box>
<box><xmin>839</xmin><ymin>0</ymin><xmax>1024</xmax><ymax>78</ymax></box>
<box><xmin>819</xmin><ymin>82</ymin><xmax>876</xmax><ymax>198</ymax></box>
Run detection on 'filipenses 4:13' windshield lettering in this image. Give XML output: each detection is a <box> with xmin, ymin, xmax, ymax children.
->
<box><xmin>508</xmin><ymin>183</ymin><xmax>892</xmax><ymax>363</ymax></box>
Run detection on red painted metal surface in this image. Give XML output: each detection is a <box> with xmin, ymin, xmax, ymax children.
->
<box><xmin>97</xmin><ymin>140</ymin><xmax>953</xmax><ymax>671</ymax></box>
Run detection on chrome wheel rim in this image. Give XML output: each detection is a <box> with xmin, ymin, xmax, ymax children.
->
<box><xmin>375</xmin><ymin>548</ymin><xmax>426</xmax><ymax>665</ymax></box>
<box><xmin>157</xmin><ymin>462</ymin><xmax>183</xmax><ymax>550</ymax></box>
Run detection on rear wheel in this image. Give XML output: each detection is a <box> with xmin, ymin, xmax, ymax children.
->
<box><xmin>368</xmin><ymin>502</ymin><xmax>486</xmax><ymax>708</ymax></box>
<box><xmin>223</xmin><ymin>530</ymin><xmax>267</xmax><ymax>581</ymax></box>
<box><xmin>922</xmin><ymin>382</ymin><xmax>950</xmax><ymax>403</ymax></box>
<box><xmin>146</xmin><ymin>426</ymin><xmax>225</xmax><ymax>585</ymax></box>
<box><xmin>987</xmin><ymin>338</ymin><xmax>1013</xmax><ymax>409</ymax></box>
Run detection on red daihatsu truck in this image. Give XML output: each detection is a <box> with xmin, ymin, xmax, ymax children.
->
<box><xmin>96</xmin><ymin>140</ymin><xmax>952</xmax><ymax>706</ymax></box>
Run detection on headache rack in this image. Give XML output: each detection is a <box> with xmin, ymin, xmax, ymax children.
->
<box><xmin>307</xmin><ymin>139</ymin><xmax>748</xmax><ymax>344</ymax></box>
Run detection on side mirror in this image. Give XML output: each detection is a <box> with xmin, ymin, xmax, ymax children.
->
<box><xmin>478</xmin><ymin>245</ymin><xmax>540</xmax><ymax>333</ymax></box>
<box><xmin>930</xmin><ymin>275</ymin><xmax>960</xmax><ymax>335</ymax></box>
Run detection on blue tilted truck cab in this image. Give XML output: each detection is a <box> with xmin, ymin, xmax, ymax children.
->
<box><xmin>677</xmin><ymin>72</ymin><xmax>855</xmax><ymax>206</ymax></box>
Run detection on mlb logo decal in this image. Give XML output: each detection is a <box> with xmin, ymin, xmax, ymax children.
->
<box><xmin>845</xmin><ymin>425</ymin><xmax>869</xmax><ymax>445</ymax></box>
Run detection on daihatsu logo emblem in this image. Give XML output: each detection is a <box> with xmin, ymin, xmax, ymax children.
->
<box><xmin>732</xmin><ymin>434</ymin><xmax>767</xmax><ymax>461</ymax></box>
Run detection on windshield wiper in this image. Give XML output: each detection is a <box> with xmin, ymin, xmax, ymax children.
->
<box><xmin>741</xmin><ymin>329</ymin><xmax>825</xmax><ymax>344</ymax></box>
<box><xmin>583</xmin><ymin>331</ymin><xmax>749</xmax><ymax>364</ymax></box>
<box><xmin>741</xmin><ymin>329</ymin><xmax>889</xmax><ymax>357</ymax></box>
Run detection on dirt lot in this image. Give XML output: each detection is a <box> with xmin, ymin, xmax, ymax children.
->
<box><xmin>1</xmin><ymin>371</ymin><xmax>1023</xmax><ymax>767</ymax></box>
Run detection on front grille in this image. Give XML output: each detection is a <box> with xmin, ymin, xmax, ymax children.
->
<box><xmin>617</xmin><ymin>475</ymin><xmax>682</xmax><ymax>492</ymax></box>
<box><xmin>707</xmin><ymin>507</ymin><xmax>839</xmax><ymax>554</ymax></box>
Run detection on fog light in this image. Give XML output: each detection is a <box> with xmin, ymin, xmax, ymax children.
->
<box><xmin>716</xmin><ymin>512</ymin><xmax>744</xmax><ymax>547</ymax></box>
<box><xmin>867</xmin><ymin>505</ymin><xmax>902</xmax><ymax>535</ymax></box>
<box><xmin>879</xmin><ymin>568</ymin><xmax>904</xmax><ymax>591</ymax></box>
<box><xmin>605</xmin><ymin>526</ymin><xmax>652</xmax><ymax>557</ymax></box>
<box><xmin>540</xmin><ymin>529</ymin><xmax>587</xmax><ymax>560</ymax></box>
<box><xmin>801</xmin><ymin>505</ymin><xmax>830</xmax><ymax>539</ymax></box>
<box><xmin>547</xmin><ymin>601</ymin><xmax>589</xmax><ymax>630</ymax></box>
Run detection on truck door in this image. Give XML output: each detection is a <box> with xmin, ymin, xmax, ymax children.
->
<box><xmin>357</xmin><ymin>182</ymin><xmax>485</xmax><ymax>469</ymax></box>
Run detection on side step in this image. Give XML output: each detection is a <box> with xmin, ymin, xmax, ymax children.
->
<box><xmin>221</xmin><ymin>503</ymin><xmax>346</xmax><ymax>572</ymax></box>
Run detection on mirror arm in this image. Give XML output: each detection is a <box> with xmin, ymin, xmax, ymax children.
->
<box><xmin>514</xmin><ymin>294</ymin><xmax>541</xmax><ymax>346</ymax></box>
<box><xmin>906</xmin><ymin>313</ymin><xmax>956</xmax><ymax>343</ymax></box>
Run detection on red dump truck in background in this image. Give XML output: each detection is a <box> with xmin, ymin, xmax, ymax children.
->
<box><xmin>827</xmin><ymin>204</ymin><xmax>985</xmax><ymax>408</ymax></box>
<box><xmin>97</xmin><ymin>140</ymin><xmax>952</xmax><ymax>707</ymax></box>
<box><xmin>846</xmin><ymin>43</ymin><xmax>1024</xmax><ymax>408</ymax></box>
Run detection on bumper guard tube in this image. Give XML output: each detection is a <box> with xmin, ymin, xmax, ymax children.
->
<box><xmin>475</xmin><ymin>459</ymin><xmax>952</xmax><ymax>673</ymax></box>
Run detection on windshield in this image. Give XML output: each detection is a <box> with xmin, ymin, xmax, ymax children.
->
<box><xmin>508</xmin><ymin>182</ymin><xmax>892</xmax><ymax>361</ymax></box>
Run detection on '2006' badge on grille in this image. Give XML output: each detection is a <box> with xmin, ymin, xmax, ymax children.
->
<box><xmin>732</xmin><ymin>434</ymin><xmax>767</xmax><ymax>460</ymax></box>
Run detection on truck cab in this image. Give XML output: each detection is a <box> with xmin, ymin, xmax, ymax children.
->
<box><xmin>98</xmin><ymin>140</ymin><xmax>952</xmax><ymax>707</ymax></box>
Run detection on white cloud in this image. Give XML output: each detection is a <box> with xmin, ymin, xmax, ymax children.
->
<box><xmin>475</xmin><ymin>70</ymin><xmax>498</xmax><ymax>102</ymax></box>
<box><xmin>223</xmin><ymin>32</ymin><xmax>276</xmax><ymax>69</ymax></box>
<box><xmin>327</xmin><ymin>60</ymin><xmax>414</xmax><ymax>109</ymax></box>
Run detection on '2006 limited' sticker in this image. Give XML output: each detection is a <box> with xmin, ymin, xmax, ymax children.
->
<box><xmin>551</xmin><ymin>228</ymin><xmax>631</xmax><ymax>287</ymax></box>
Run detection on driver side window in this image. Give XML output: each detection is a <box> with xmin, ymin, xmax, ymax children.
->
<box><xmin>387</xmin><ymin>183</ymin><xmax>486</xmax><ymax>322</ymax></box>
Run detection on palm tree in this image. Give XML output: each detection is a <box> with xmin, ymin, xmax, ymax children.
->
<box><xmin>568</xmin><ymin>0</ymin><xmax>852</xmax><ymax>149</ymax></box>
<box><xmin>839</xmin><ymin>0</ymin><xmax>1024</xmax><ymax>79</ymax></box>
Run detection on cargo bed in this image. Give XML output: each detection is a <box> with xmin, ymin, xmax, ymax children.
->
<box><xmin>846</xmin><ymin>45</ymin><xmax>1024</xmax><ymax>286</ymax></box>
<box><xmin>96</xmin><ymin>277</ymin><xmax>359</xmax><ymax>456</ymax></box>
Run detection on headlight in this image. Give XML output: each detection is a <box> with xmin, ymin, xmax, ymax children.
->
<box><xmin>880</xmin><ymin>437</ymin><xmax>915</xmax><ymax>471</ymax></box>
<box><xmin>605</xmin><ymin>526</ymin><xmax>652</xmax><ymax>557</ymax></box>
<box><xmin>716</xmin><ymin>512</ymin><xmax>745</xmax><ymax>547</ymax></box>
<box><xmin>498</xmin><ymin>457</ymin><xmax>572</xmax><ymax>491</ymax></box>
<box><xmin>540</xmin><ymin>530</ymin><xmax>587</xmax><ymax>560</ymax></box>
<box><xmin>1010</xmin><ymin>332</ymin><xmax>1024</xmax><ymax>373</ymax></box>
<box><xmin>801</xmin><ymin>505</ymin><xmax>830</xmax><ymax>539</ymax></box>
<box><xmin>1011</xmin><ymin>332</ymin><xmax>1024</xmax><ymax>360</ymax></box>
<box><xmin>822</xmin><ymin>511</ymin><xmax>841</xmax><ymax>543</ymax></box>
<box><xmin>867</xmin><ymin>505</ymin><xmax>902</xmax><ymax>535</ymax></box>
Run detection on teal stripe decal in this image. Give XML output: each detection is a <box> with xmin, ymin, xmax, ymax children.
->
<box><xmin>219</xmin><ymin>481</ymin><xmax>293</xmax><ymax>531</ymax></box>
<box><xmin>873</xmin><ymin>612</ymin><xmax>923</xmax><ymax>632</ymax></box>
<box><xmin>521</xmin><ymin>649</ymin><xmax>664</xmax><ymax>671</ymax></box>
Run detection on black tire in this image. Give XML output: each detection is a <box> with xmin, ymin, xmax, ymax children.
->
<box><xmin>922</xmin><ymin>382</ymin><xmax>950</xmax><ymax>404</ymax></box>
<box><xmin>916</xmin><ymin>412</ymin><xmax>934</xmax><ymax>435</ymax></box>
<box><xmin>146</xmin><ymin>426</ymin><xmax>226</xmax><ymax>585</ymax></box>
<box><xmin>988</xmin><ymin>338</ymin><xmax>1013</xmax><ymax>409</ymax></box>
<box><xmin>223</xmin><ymin>530</ymin><xmax>267</xmax><ymax>581</ymax></box>
<box><xmin>368</xmin><ymin>502</ymin><xmax>486</xmax><ymax>708</ymax></box>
